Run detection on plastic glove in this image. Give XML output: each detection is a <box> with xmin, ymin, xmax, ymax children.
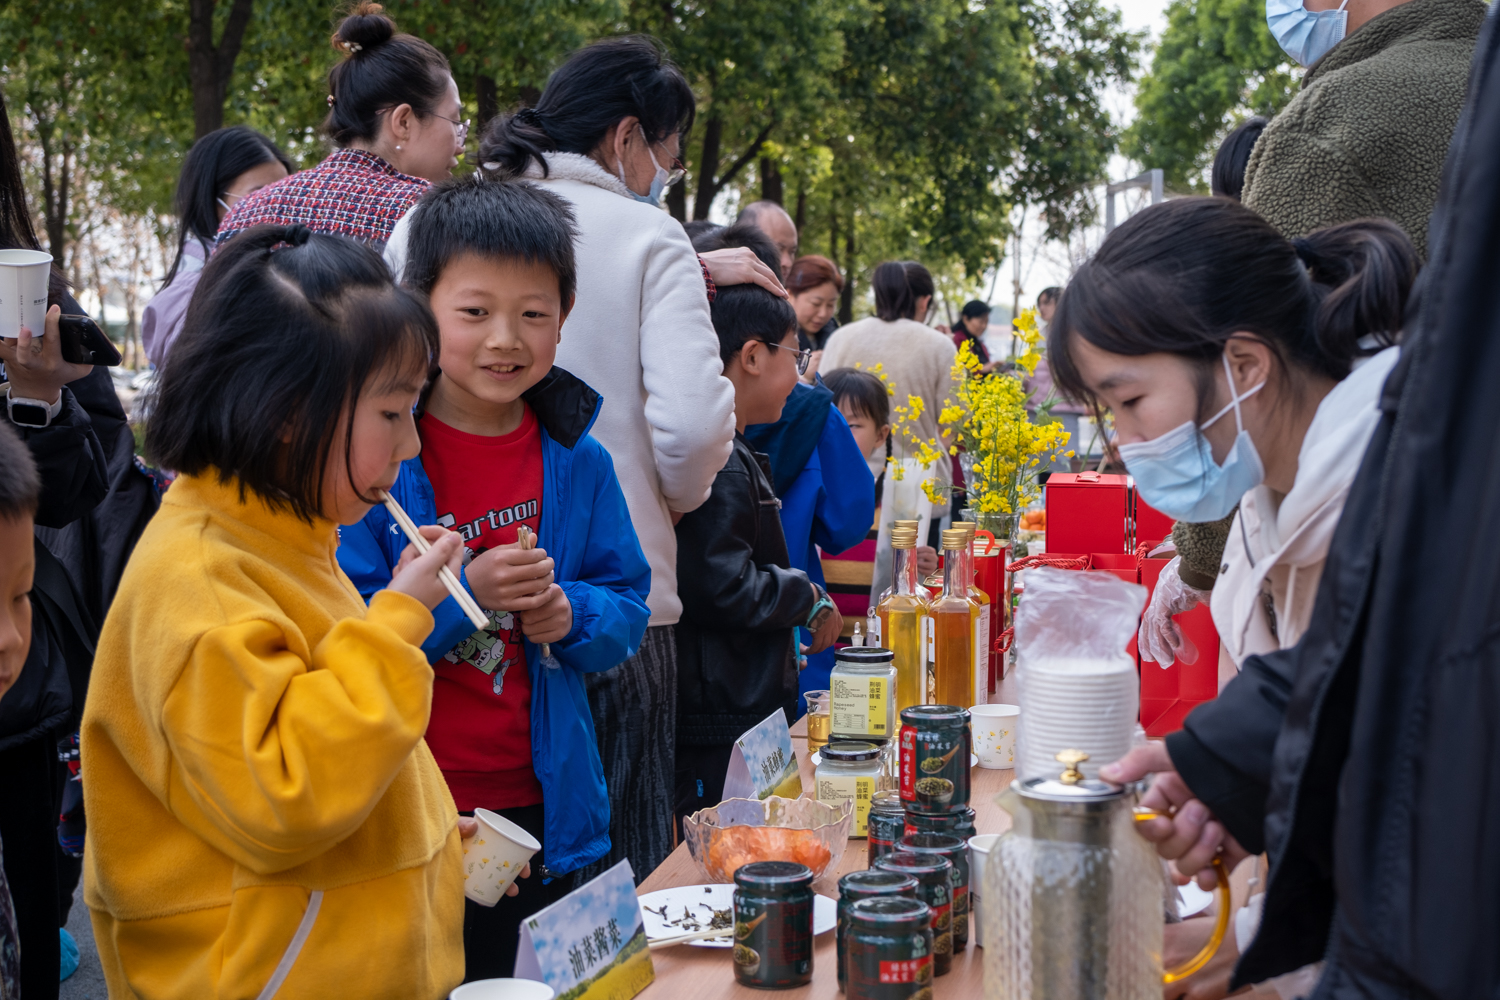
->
<box><xmin>1139</xmin><ymin>556</ymin><xmax>1211</xmax><ymax>666</ymax></box>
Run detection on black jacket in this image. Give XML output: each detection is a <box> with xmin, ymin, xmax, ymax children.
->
<box><xmin>0</xmin><ymin>364</ymin><xmax>108</xmax><ymax>750</ymax></box>
<box><xmin>1166</xmin><ymin>11</ymin><xmax>1500</xmax><ymax>996</ymax></box>
<box><xmin>675</xmin><ymin>433</ymin><xmax>815</xmax><ymax>746</ymax></box>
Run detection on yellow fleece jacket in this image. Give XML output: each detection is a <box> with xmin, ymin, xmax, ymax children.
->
<box><xmin>80</xmin><ymin>473</ymin><xmax>464</xmax><ymax>1000</ymax></box>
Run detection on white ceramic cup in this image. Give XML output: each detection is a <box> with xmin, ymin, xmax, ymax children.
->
<box><xmin>970</xmin><ymin>703</ymin><xmax>1019</xmax><ymax>769</ymax></box>
<box><xmin>451</xmin><ymin>979</ymin><xmax>555</xmax><ymax>1000</ymax></box>
<box><xmin>0</xmin><ymin>249</ymin><xmax>53</xmax><ymax>340</ymax></box>
<box><xmin>462</xmin><ymin>808</ymin><xmax>540</xmax><ymax>907</ymax></box>
<box><xmin>968</xmin><ymin>833</ymin><xmax>999</xmax><ymax>949</ymax></box>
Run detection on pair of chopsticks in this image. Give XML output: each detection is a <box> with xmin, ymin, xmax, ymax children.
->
<box><xmin>515</xmin><ymin>525</ymin><xmax>552</xmax><ymax>660</ymax></box>
<box><xmin>647</xmin><ymin>927</ymin><xmax>733</xmax><ymax>950</ymax></box>
<box><xmin>381</xmin><ymin>491</ymin><xmax>489</xmax><ymax>630</ymax></box>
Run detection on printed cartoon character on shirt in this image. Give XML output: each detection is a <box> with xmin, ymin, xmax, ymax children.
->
<box><xmin>443</xmin><ymin>609</ymin><xmax>523</xmax><ymax>694</ymax></box>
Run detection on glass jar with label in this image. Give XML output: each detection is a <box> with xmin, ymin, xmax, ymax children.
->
<box><xmin>830</xmin><ymin>646</ymin><xmax>897</xmax><ymax>741</ymax></box>
<box><xmin>815</xmin><ymin>741</ymin><xmax>883</xmax><ymax>837</ymax></box>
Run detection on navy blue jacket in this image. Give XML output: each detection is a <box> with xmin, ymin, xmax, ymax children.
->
<box><xmin>337</xmin><ymin>369</ymin><xmax>651</xmax><ymax>875</ymax></box>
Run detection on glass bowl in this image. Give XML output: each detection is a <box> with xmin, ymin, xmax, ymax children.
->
<box><xmin>683</xmin><ymin>795</ymin><xmax>853</xmax><ymax>883</ymax></box>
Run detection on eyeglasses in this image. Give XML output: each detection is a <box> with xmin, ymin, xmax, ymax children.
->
<box><xmin>768</xmin><ymin>341</ymin><xmax>815</xmax><ymax>375</ymax></box>
<box><xmin>433</xmin><ymin>113</ymin><xmax>471</xmax><ymax>143</ymax></box>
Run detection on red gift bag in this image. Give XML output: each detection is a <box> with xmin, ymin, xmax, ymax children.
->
<box><xmin>1138</xmin><ymin>557</ymin><xmax>1220</xmax><ymax>737</ymax></box>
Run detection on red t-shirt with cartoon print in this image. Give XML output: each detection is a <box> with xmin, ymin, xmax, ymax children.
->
<box><xmin>419</xmin><ymin>406</ymin><xmax>545</xmax><ymax>811</ymax></box>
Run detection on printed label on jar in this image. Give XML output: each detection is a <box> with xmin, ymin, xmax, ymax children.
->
<box><xmin>831</xmin><ymin>676</ymin><xmax>890</xmax><ymax>737</ymax></box>
<box><xmin>879</xmin><ymin>955</ymin><xmax>934</xmax><ymax>984</ymax></box>
<box><xmin>817</xmin><ymin>774</ymin><xmax>875</xmax><ymax>836</ymax></box>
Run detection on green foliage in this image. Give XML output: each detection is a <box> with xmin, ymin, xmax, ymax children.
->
<box><xmin>1122</xmin><ymin>0</ymin><xmax>1298</xmax><ymax>191</ymax></box>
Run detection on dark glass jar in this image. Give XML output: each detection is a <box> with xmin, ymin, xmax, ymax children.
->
<box><xmin>733</xmin><ymin>861</ymin><xmax>815</xmax><ymax>989</ymax></box>
<box><xmin>903</xmin><ymin>806</ymin><xmax>976</xmax><ymax>842</ymax></box>
<box><xmin>874</xmin><ymin>851</ymin><xmax>954</xmax><ymax>976</ymax></box>
<box><xmin>867</xmin><ymin>790</ymin><xmax>906</xmax><ymax>866</ymax></box>
<box><xmin>837</xmin><ymin>870</ymin><xmax>918</xmax><ymax>994</ymax></box>
<box><xmin>898</xmin><ymin>705</ymin><xmax>971</xmax><ymax>815</ymax></box>
<box><xmin>898</xmin><ymin>832</ymin><xmax>970</xmax><ymax>950</ymax></box>
<box><xmin>846</xmin><ymin>896</ymin><xmax>934</xmax><ymax>1000</ymax></box>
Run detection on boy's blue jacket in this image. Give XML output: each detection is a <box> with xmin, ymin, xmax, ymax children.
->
<box><xmin>337</xmin><ymin>368</ymin><xmax>651</xmax><ymax>875</ymax></box>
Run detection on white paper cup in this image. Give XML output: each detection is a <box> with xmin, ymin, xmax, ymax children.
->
<box><xmin>451</xmin><ymin>979</ymin><xmax>555</xmax><ymax>1000</ymax></box>
<box><xmin>970</xmin><ymin>703</ymin><xmax>1019</xmax><ymax>769</ymax></box>
<box><xmin>0</xmin><ymin>249</ymin><xmax>53</xmax><ymax>339</ymax></box>
<box><xmin>968</xmin><ymin>834</ymin><xmax>999</xmax><ymax>949</ymax></box>
<box><xmin>462</xmin><ymin>808</ymin><xmax>540</xmax><ymax>907</ymax></box>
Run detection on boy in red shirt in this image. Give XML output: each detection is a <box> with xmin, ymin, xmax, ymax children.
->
<box><xmin>339</xmin><ymin>180</ymin><xmax>651</xmax><ymax>981</ymax></box>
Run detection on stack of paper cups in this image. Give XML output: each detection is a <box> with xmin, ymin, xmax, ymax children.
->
<box><xmin>1015</xmin><ymin>655</ymin><xmax>1137</xmax><ymax>781</ymax></box>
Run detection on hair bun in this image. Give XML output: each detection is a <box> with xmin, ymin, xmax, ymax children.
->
<box><xmin>332</xmin><ymin>2</ymin><xmax>396</xmax><ymax>56</ymax></box>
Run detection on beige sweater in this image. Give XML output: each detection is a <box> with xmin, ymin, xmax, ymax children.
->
<box><xmin>820</xmin><ymin>317</ymin><xmax>960</xmax><ymax>485</ymax></box>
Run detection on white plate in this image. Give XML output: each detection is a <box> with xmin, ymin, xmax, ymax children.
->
<box><xmin>810</xmin><ymin>751</ymin><xmax>979</xmax><ymax>768</ymax></box>
<box><xmin>639</xmin><ymin>884</ymin><xmax>836</xmax><ymax>948</ymax></box>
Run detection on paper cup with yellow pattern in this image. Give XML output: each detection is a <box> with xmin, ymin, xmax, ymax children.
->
<box><xmin>970</xmin><ymin>703</ymin><xmax>1019</xmax><ymax>769</ymax></box>
<box><xmin>463</xmin><ymin>808</ymin><xmax>541</xmax><ymax>907</ymax></box>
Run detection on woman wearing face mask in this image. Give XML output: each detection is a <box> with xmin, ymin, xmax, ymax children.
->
<box><xmin>1050</xmin><ymin>197</ymin><xmax>1415</xmax><ymax>999</ymax></box>
<box><xmin>143</xmin><ymin>126</ymin><xmax>292</xmax><ymax>367</ymax></box>
<box><xmin>217</xmin><ymin>3</ymin><xmax>465</xmax><ymax>248</ymax></box>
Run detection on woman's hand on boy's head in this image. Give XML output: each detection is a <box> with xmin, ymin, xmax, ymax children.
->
<box><xmin>388</xmin><ymin>526</ymin><xmax>465</xmax><ymax>611</ymax></box>
<box><xmin>0</xmin><ymin>306</ymin><xmax>94</xmax><ymax>405</ymax></box>
<box><xmin>465</xmin><ymin>542</ymin><xmax>555</xmax><ymax>612</ymax></box>
<box><xmin>518</xmin><ymin>584</ymin><xmax>573</xmax><ymax>645</ymax></box>
<box><xmin>699</xmin><ymin>247</ymin><xmax>788</xmax><ymax>298</ymax></box>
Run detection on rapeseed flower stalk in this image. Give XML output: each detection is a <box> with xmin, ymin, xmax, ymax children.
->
<box><xmin>922</xmin><ymin>309</ymin><xmax>1072</xmax><ymax>517</ymax></box>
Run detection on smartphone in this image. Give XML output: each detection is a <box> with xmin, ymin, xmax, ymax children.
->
<box><xmin>58</xmin><ymin>314</ymin><xmax>123</xmax><ymax>367</ymax></box>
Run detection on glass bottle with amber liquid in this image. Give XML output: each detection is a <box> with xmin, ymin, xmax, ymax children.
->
<box><xmin>876</xmin><ymin>519</ymin><xmax>932</xmax><ymax>606</ymax></box>
<box><xmin>877</xmin><ymin>527</ymin><xmax>929</xmax><ymax>715</ymax></box>
<box><xmin>931</xmin><ymin>528</ymin><xmax>978</xmax><ymax>708</ymax></box>
<box><xmin>954</xmin><ymin>522</ymin><xmax>992</xmax><ymax>705</ymax></box>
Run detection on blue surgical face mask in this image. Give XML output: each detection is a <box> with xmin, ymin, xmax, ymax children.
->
<box><xmin>1266</xmin><ymin>0</ymin><xmax>1349</xmax><ymax>66</ymax></box>
<box><xmin>1117</xmin><ymin>354</ymin><xmax>1267</xmax><ymax>523</ymax></box>
<box><xmin>619</xmin><ymin>126</ymin><xmax>670</xmax><ymax>206</ymax></box>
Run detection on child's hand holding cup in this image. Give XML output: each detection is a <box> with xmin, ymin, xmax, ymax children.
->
<box><xmin>460</xmin><ymin>809</ymin><xmax>540</xmax><ymax>906</ymax></box>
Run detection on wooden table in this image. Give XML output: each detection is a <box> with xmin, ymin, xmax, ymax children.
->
<box><xmin>637</xmin><ymin>717</ymin><xmax>1015</xmax><ymax>998</ymax></box>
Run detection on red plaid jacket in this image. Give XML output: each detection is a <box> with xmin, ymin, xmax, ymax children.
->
<box><xmin>216</xmin><ymin>147</ymin><xmax>429</xmax><ymax>249</ymax></box>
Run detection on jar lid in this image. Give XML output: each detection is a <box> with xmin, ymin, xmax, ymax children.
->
<box><xmin>874</xmin><ymin>851</ymin><xmax>952</xmax><ymax>878</ymax></box>
<box><xmin>838</xmin><ymin>870</ymin><xmax>919</xmax><ymax>898</ymax></box>
<box><xmin>870</xmin><ymin>790</ymin><xmax>904</xmax><ymax>813</ymax></box>
<box><xmin>821</xmin><ymin>740</ymin><xmax>883</xmax><ymax>762</ymax></box>
<box><xmin>906</xmin><ymin>806</ymin><xmax>975</xmax><ymax>826</ymax></box>
<box><xmin>835</xmin><ymin>646</ymin><xmax>895</xmax><ymax>664</ymax></box>
<box><xmin>899</xmin><ymin>704</ymin><xmax>971</xmax><ymax>725</ymax></box>
<box><xmin>849</xmin><ymin>896</ymin><xmax>931</xmax><ymax>926</ymax></box>
<box><xmin>898</xmin><ymin>832</ymin><xmax>966</xmax><ymax>853</ymax></box>
<box><xmin>734</xmin><ymin>860</ymin><xmax>814</xmax><ymax>888</ymax></box>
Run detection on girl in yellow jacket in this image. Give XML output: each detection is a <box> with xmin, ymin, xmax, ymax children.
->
<box><xmin>80</xmin><ymin>224</ymin><xmax>511</xmax><ymax>1000</ymax></box>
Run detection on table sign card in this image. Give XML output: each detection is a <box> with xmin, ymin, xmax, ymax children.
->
<box><xmin>515</xmin><ymin>859</ymin><xmax>654</xmax><ymax>1000</ymax></box>
<box><xmin>724</xmin><ymin>708</ymin><xmax>803</xmax><ymax>801</ymax></box>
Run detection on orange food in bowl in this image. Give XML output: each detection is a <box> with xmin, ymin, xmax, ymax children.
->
<box><xmin>703</xmin><ymin>825</ymin><xmax>834</xmax><ymax>882</ymax></box>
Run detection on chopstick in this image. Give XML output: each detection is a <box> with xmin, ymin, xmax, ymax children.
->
<box><xmin>515</xmin><ymin>525</ymin><xmax>552</xmax><ymax>659</ymax></box>
<box><xmin>380</xmin><ymin>491</ymin><xmax>489</xmax><ymax>630</ymax></box>
<box><xmin>647</xmin><ymin>927</ymin><xmax>734</xmax><ymax>950</ymax></box>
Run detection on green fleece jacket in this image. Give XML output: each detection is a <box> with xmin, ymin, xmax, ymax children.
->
<box><xmin>1242</xmin><ymin>0</ymin><xmax>1484</xmax><ymax>260</ymax></box>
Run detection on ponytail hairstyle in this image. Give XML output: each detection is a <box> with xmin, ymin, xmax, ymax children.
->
<box><xmin>1210</xmin><ymin>116</ymin><xmax>1269</xmax><ymax>202</ymax></box>
<box><xmin>165</xmin><ymin>125</ymin><xmax>293</xmax><ymax>286</ymax></box>
<box><xmin>477</xmin><ymin>35</ymin><xmax>695</xmax><ymax>179</ymax></box>
<box><xmin>147</xmin><ymin>224</ymin><xmax>438</xmax><ymax>522</ymax></box>
<box><xmin>1049</xmin><ymin>197</ymin><xmax>1417</xmax><ymax>416</ymax></box>
<box><xmin>873</xmin><ymin>260</ymin><xmax>934</xmax><ymax>321</ymax></box>
<box><xmin>323</xmin><ymin>3</ymin><xmax>452</xmax><ymax>147</ymax></box>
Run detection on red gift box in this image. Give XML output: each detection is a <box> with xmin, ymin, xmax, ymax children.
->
<box><xmin>1045</xmin><ymin>472</ymin><xmax>1131</xmax><ymax>555</ymax></box>
<box><xmin>1138</xmin><ymin>557</ymin><xmax>1220</xmax><ymax>737</ymax></box>
<box><xmin>1134</xmin><ymin>494</ymin><xmax>1176</xmax><ymax>551</ymax></box>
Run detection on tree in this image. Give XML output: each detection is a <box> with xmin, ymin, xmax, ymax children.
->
<box><xmin>1122</xmin><ymin>0</ymin><xmax>1298</xmax><ymax>190</ymax></box>
<box><xmin>189</xmin><ymin>0</ymin><xmax>257</xmax><ymax>138</ymax></box>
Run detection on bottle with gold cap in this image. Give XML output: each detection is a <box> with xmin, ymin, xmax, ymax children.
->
<box><xmin>931</xmin><ymin>528</ymin><xmax>978</xmax><ymax>708</ymax></box>
<box><xmin>953</xmin><ymin>521</ymin><xmax>993</xmax><ymax>706</ymax></box>
<box><xmin>877</xmin><ymin>519</ymin><xmax>932</xmax><ymax>606</ymax></box>
<box><xmin>877</xmin><ymin>527</ymin><xmax>929</xmax><ymax>714</ymax></box>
